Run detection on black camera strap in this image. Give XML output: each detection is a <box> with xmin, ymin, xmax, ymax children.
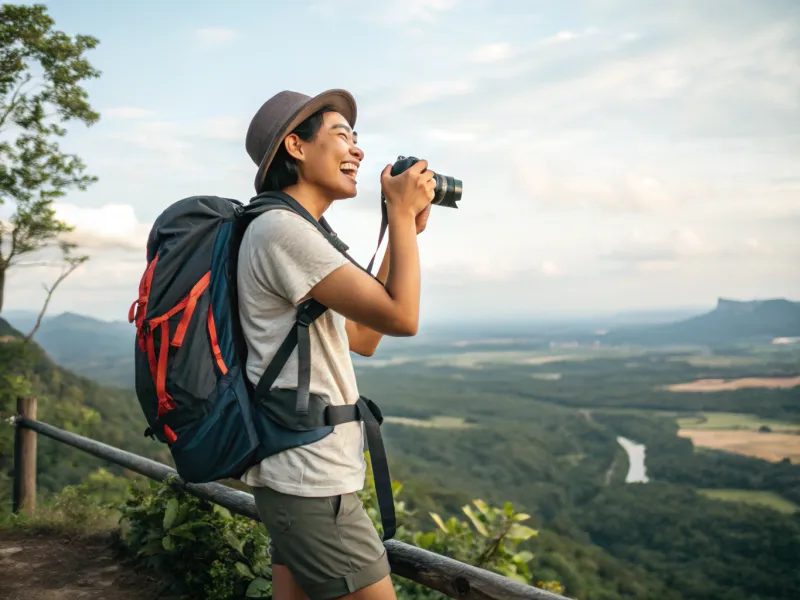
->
<box><xmin>366</xmin><ymin>197</ymin><xmax>389</xmax><ymax>274</ymax></box>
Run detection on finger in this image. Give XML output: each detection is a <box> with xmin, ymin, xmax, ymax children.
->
<box><xmin>410</xmin><ymin>159</ymin><xmax>428</xmax><ymax>174</ymax></box>
<box><xmin>380</xmin><ymin>163</ymin><xmax>393</xmax><ymax>180</ymax></box>
<box><xmin>422</xmin><ymin>169</ymin><xmax>436</xmax><ymax>182</ymax></box>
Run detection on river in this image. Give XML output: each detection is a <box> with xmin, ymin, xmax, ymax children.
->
<box><xmin>616</xmin><ymin>436</ymin><xmax>650</xmax><ymax>483</ymax></box>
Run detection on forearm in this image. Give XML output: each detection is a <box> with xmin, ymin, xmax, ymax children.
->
<box><xmin>347</xmin><ymin>246</ymin><xmax>391</xmax><ymax>355</ymax></box>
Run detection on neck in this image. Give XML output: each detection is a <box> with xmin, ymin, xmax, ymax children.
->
<box><xmin>281</xmin><ymin>183</ymin><xmax>333</xmax><ymax>221</ymax></box>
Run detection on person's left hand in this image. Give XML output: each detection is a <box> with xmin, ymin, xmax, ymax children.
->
<box><xmin>415</xmin><ymin>203</ymin><xmax>432</xmax><ymax>234</ymax></box>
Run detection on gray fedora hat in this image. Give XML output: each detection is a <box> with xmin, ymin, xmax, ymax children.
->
<box><xmin>245</xmin><ymin>89</ymin><xmax>357</xmax><ymax>193</ymax></box>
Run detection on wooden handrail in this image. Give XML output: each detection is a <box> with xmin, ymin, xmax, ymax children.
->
<box><xmin>12</xmin><ymin>408</ymin><xmax>567</xmax><ymax>600</ymax></box>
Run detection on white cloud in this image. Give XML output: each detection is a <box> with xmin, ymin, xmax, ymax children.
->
<box><xmin>55</xmin><ymin>204</ymin><xmax>152</xmax><ymax>253</ymax></box>
<box><xmin>470</xmin><ymin>43</ymin><xmax>513</xmax><ymax>64</ymax></box>
<box><xmin>428</xmin><ymin>129</ymin><xmax>476</xmax><ymax>143</ymax></box>
<box><xmin>310</xmin><ymin>0</ymin><xmax>457</xmax><ymax>25</ymax></box>
<box><xmin>601</xmin><ymin>229</ymin><xmax>711</xmax><ymax>269</ymax></box>
<box><xmin>193</xmin><ymin>27</ymin><xmax>236</xmax><ymax>45</ymax></box>
<box><xmin>540</xmin><ymin>261</ymin><xmax>562</xmax><ymax>277</ymax></box>
<box><xmin>104</xmin><ymin>106</ymin><xmax>155</xmax><ymax>119</ymax></box>
<box><xmin>539</xmin><ymin>27</ymin><xmax>599</xmax><ymax>46</ymax></box>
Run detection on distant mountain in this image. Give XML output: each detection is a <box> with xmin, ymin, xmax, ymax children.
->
<box><xmin>2</xmin><ymin>310</ymin><xmax>134</xmax><ymax>388</ymax></box>
<box><xmin>602</xmin><ymin>298</ymin><xmax>800</xmax><ymax>346</ymax></box>
<box><xmin>4</xmin><ymin>297</ymin><xmax>798</xmax><ymax>387</ymax></box>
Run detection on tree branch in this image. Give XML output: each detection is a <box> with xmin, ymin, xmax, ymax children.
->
<box><xmin>0</xmin><ymin>73</ymin><xmax>33</xmax><ymax>131</ymax></box>
<box><xmin>24</xmin><ymin>255</ymin><xmax>88</xmax><ymax>343</ymax></box>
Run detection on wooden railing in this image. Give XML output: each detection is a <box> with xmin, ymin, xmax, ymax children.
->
<box><xmin>11</xmin><ymin>396</ymin><xmax>567</xmax><ymax>600</ymax></box>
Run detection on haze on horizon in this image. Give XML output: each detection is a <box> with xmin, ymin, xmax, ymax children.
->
<box><xmin>2</xmin><ymin>0</ymin><xmax>798</xmax><ymax>323</ymax></box>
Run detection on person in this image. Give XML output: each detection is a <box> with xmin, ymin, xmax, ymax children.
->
<box><xmin>238</xmin><ymin>88</ymin><xmax>435</xmax><ymax>600</ymax></box>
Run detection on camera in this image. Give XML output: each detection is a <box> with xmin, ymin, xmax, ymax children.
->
<box><xmin>391</xmin><ymin>156</ymin><xmax>462</xmax><ymax>209</ymax></box>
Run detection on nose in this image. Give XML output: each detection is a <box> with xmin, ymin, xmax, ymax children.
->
<box><xmin>350</xmin><ymin>144</ymin><xmax>364</xmax><ymax>161</ymax></box>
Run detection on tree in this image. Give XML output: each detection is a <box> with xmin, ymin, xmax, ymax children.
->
<box><xmin>0</xmin><ymin>3</ymin><xmax>100</xmax><ymax>312</ymax></box>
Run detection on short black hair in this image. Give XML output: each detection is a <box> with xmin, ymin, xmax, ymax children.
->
<box><xmin>261</xmin><ymin>106</ymin><xmax>334</xmax><ymax>192</ymax></box>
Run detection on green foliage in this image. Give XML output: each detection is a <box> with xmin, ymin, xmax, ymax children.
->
<box><xmin>0</xmin><ymin>3</ymin><xmax>101</xmax><ymax>310</ymax></box>
<box><xmin>1</xmin><ymin>467</ymin><xmax>129</xmax><ymax>534</ymax></box>
<box><xmin>119</xmin><ymin>475</ymin><xmax>274</xmax><ymax>600</ymax></box>
<box><xmin>116</xmin><ymin>470</ymin><xmax>557</xmax><ymax>600</ymax></box>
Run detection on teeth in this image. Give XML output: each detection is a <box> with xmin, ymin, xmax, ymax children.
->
<box><xmin>340</xmin><ymin>162</ymin><xmax>358</xmax><ymax>172</ymax></box>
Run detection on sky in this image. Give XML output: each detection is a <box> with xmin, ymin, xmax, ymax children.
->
<box><xmin>2</xmin><ymin>0</ymin><xmax>799</xmax><ymax>324</ymax></box>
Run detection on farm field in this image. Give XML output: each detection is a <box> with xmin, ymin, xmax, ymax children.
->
<box><xmin>665</xmin><ymin>376</ymin><xmax>800</xmax><ymax>392</ymax></box>
<box><xmin>678</xmin><ymin>429</ymin><xmax>800</xmax><ymax>463</ymax></box>
<box><xmin>699</xmin><ymin>489</ymin><xmax>798</xmax><ymax>514</ymax></box>
<box><xmin>676</xmin><ymin>412</ymin><xmax>800</xmax><ymax>432</ymax></box>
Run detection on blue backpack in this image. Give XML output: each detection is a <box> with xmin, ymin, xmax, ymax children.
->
<box><xmin>128</xmin><ymin>191</ymin><xmax>396</xmax><ymax>539</ymax></box>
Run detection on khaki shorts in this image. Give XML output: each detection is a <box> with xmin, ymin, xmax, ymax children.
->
<box><xmin>252</xmin><ymin>485</ymin><xmax>390</xmax><ymax>600</ymax></box>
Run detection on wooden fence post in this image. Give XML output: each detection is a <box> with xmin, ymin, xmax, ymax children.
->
<box><xmin>13</xmin><ymin>395</ymin><xmax>37</xmax><ymax>515</ymax></box>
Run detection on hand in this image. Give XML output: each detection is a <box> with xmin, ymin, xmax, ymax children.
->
<box><xmin>380</xmin><ymin>159</ymin><xmax>435</xmax><ymax>218</ymax></box>
<box><xmin>415</xmin><ymin>203</ymin><xmax>432</xmax><ymax>234</ymax></box>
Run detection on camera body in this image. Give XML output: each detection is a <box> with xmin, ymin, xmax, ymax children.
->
<box><xmin>390</xmin><ymin>156</ymin><xmax>462</xmax><ymax>209</ymax></box>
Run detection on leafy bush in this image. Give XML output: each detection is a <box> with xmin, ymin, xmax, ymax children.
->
<box><xmin>117</xmin><ymin>463</ymin><xmax>563</xmax><ymax>599</ymax></box>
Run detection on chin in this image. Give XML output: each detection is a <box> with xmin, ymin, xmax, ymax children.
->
<box><xmin>332</xmin><ymin>183</ymin><xmax>358</xmax><ymax>200</ymax></box>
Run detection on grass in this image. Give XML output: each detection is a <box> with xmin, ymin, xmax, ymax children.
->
<box><xmin>677</xmin><ymin>412</ymin><xmax>800</xmax><ymax>432</ymax></box>
<box><xmin>0</xmin><ymin>488</ymin><xmax>120</xmax><ymax>536</ymax></box>
<box><xmin>699</xmin><ymin>489</ymin><xmax>798</xmax><ymax>514</ymax></box>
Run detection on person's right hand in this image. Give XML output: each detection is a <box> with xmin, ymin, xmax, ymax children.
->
<box><xmin>380</xmin><ymin>159</ymin><xmax>435</xmax><ymax>218</ymax></box>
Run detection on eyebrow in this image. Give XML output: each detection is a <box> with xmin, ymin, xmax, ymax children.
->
<box><xmin>331</xmin><ymin>123</ymin><xmax>353</xmax><ymax>134</ymax></box>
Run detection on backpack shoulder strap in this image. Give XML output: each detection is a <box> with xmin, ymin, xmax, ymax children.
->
<box><xmin>244</xmin><ymin>191</ymin><xmax>370</xmax><ymax>414</ymax></box>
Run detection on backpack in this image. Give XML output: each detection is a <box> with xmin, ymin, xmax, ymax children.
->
<box><xmin>128</xmin><ymin>190</ymin><xmax>396</xmax><ymax>539</ymax></box>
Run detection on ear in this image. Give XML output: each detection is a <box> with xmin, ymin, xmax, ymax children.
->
<box><xmin>284</xmin><ymin>134</ymin><xmax>305</xmax><ymax>162</ymax></box>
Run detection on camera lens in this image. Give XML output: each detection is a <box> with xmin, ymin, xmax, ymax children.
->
<box><xmin>432</xmin><ymin>173</ymin><xmax>462</xmax><ymax>208</ymax></box>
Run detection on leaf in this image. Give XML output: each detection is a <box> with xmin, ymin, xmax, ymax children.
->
<box><xmin>173</xmin><ymin>503</ymin><xmax>190</xmax><ymax>528</ymax></box>
<box><xmin>513</xmin><ymin>550</ymin><xmax>535</xmax><ymax>564</ymax></box>
<box><xmin>512</xmin><ymin>513</ymin><xmax>532</xmax><ymax>521</ymax></box>
<box><xmin>161</xmin><ymin>535</ymin><xmax>175</xmax><ymax>551</ymax></box>
<box><xmin>506</xmin><ymin>523</ymin><xmax>538</xmax><ymax>541</ymax></box>
<box><xmin>169</xmin><ymin>521</ymin><xmax>210</xmax><ymax>538</ymax></box>
<box><xmin>224</xmin><ymin>530</ymin><xmax>246</xmax><ymax>555</ymax></box>
<box><xmin>246</xmin><ymin>578</ymin><xmax>272</xmax><ymax>598</ymax></box>
<box><xmin>429</xmin><ymin>512</ymin><xmax>447</xmax><ymax>532</ymax></box>
<box><xmin>137</xmin><ymin>539</ymin><xmax>163</xmax><ymax>557</ymax></box>
<box><xmin>472</xmin><ymin>499</ymin><xmax>490</xmax><ymax>516</ymax></box>
<box><xmin>415</xmin><ymin>531</ymin><xmax>436</xmax><ymax>549</ymax></box>
<box><xmin>462</xmin><ymin>505</ymin><xmax>489</xmax><ymax>537</ymax></box>
<box><xmin>235</xmin><ymin>562</ymin><xmax>255</xmax><ymax>580</ymax></box>
<box><xmin>506</xmin><ymin>571</ymin><xmax>529</xmax><ymax>584</ymax></box>
<box><xmin>162</xmin><ymin>498</ymin><xmax>179</xmax><ymax>530</ymax></box>
<box><xmin>213</xmin><ymin>504</ymin><xmax>232</xmax><ymax>520</ymax></box>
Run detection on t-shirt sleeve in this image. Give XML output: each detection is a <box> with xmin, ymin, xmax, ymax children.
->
<box><xmin>246</xmin><ymin>210</ymin><xmax>350</xmax><ymax>305</ymax></box>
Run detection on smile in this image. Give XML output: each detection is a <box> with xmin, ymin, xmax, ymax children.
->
<box><xmin>340</xmin><ymin>161</ymin><xmax>358</xmax><ymax>181</ymax></box>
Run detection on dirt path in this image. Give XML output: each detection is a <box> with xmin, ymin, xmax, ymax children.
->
<box><xmin>0</xmin><ymin>530</ymin><xmax>163</xmax><ymax>600</ymax></box>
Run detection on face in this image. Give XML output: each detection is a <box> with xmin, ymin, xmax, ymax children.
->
<box><xmin>285</xmin><ymin>111</ymin><xmax>364</xmax><ymax>200</ymax></box>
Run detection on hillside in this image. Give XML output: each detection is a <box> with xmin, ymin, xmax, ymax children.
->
<box><xmin>0</xmin><ymin>317</ymin><xmax>169</xmax><ymax>499</ymax></box>
<box><xmin>601</xmin><ymin>297</ymin><xmax>800</xmax><ymax>346</ymax></box>
<box><xmin>2</xmin><ymin>311</ymin><xmax>135</xmax><ymax>388</ymax></box>
<box><xmin>0</xmin><ymin>315</ymin><xmax>688</xmax><ymax>599</ymax></box>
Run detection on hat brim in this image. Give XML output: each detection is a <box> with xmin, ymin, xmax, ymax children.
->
<box><xmin>253</xmin><ymin>89</ymin><xmax>357</xmax><ymax>194</ymax></box>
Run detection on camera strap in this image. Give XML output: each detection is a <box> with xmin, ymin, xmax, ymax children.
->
<box><xmin>366</xmin><ymin>197</ymin><xmax>389</xmax><ymax>274</ymax></box>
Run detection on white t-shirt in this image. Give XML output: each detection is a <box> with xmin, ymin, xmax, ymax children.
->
<box><xmin>236</xmin><ymin>208</ymin><xmax>366</xmax><ymax>497</ymax></box>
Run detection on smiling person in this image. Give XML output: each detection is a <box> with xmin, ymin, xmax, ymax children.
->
<box><xmin>238</xmin><ymin>89</ymin><xmax>434</xmax><ymax>600</ymax></box>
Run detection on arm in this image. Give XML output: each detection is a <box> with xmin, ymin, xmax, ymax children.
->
<box><xmin>346</xmin><ymin>203</ymin><xmax>431</xmax><ymax>356</ymax></box>
<box><xmin>346</xmin><ymin>244</ymin><xmax>391</xmax><ymax>356</ymax></box>
<box><xmin>308</xmin><ymin>161</ymin><xmax>434</xmax><ymax>339</ymax></box>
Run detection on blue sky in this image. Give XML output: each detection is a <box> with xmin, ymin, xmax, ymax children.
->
<box><xmin>3</xmin><ymin>0</ymin><xmax>799</xmax><ymax>322</ymax></box>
